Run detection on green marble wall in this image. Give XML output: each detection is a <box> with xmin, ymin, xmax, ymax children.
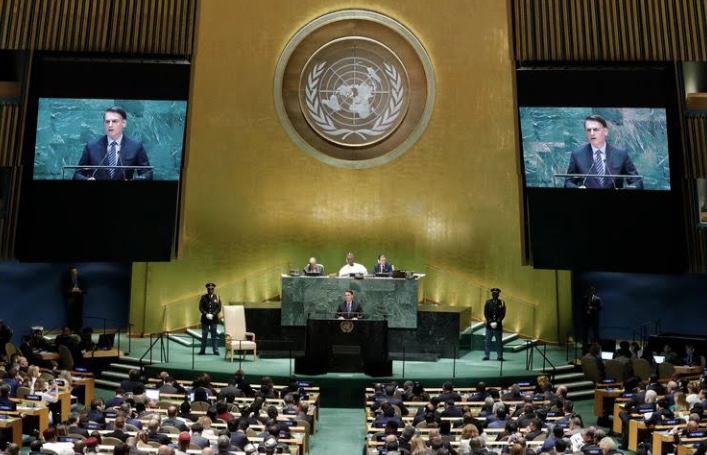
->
<box><xmin>519</xmin><ymin>107</ymin><xmax>670</xmax><ymax>190</ymax></box>
<box><xmin>281</xmin><ymin>276</ymin><xmax>419</xmax><ymax>329</ymax></box>
<box><xmin>33</xmin><ymin>98</ymin><xmax>187</xmax><ymax>180</ymax></box>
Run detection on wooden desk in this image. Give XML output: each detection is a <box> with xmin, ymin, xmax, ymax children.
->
<box><xmin>674</xmin><ymin>366</ymin><xmax>703</xmax><ymax>379</ymax></box>
<box><xmin>677</xmin><ymin>443</ymin><xmax>701</xmax><ymax>455</ymax></box>
<box><xmin>653</xmin><ymin>430</ymin><xmax>680</xmax><ymax>455</ymax></box>
<box><xmin>35</xmin><ymin>349</ymin><xmax>124</xmax><ymax>361</ymax></box>
<box><xmin>594</xmin><ymin>388</ymin><xmax>622</xmax><ymax>417</ymax></box>
<box><xmin>613</xmin><ymin>402</ymin><xmax>625</xmax><ymax>434</ymax></box>
<box><xmin>16</xmin><ymin>403</ymin><xmax>50</xmax><ymax>433</ymax></box>
<box><xmin>628</xmin><ymin>419</ymin><xmax>647</xmax><ymax>452</ymax></box>
<box><xmin>74</xmin><ymin>376</ymin><xmax>95</xmax><ymax>406</ymax></box>
<box><xmin>58</xmin><ymin>391</ymin><xmax>71</xmax><ymax>422</ymax></box>
<box><xmin>83</xmin><ymin>349</ymin><xmax>124</xmax><ymax>359</ymax></box>
<box><xmin>0</xmin><ymin>416</ymin><xmax>23</xmax><ymax>445</ymax></box>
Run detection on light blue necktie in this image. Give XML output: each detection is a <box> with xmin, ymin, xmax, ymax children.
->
<box><xmin>108</xmin><ymin>141</ymin><xmax>118</xmax><ymax>178</ymax></box>
<box><xmin>594</xmin><ymin>150</ymin><xmax>605</xmax><ymax>187</ymax></box>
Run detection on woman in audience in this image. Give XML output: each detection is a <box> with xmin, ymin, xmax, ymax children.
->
<box><xmin>409</xmin><ymin>436</ymin><xmax>429</xmax><ymax>455</ymax></box>
<box><xmin>135</xmin><ymin>431</ymin><xmax>150</xmax><ymax>449</ymax></box>
<box><xmin>458</xmin><ymin>424</ymin><xmax>481</xmax><ymax>454</ymax></box>
<box><xmin>672</xmin><ymin>391</ymin><xmax>690</xmax><ymax>416</ymax></box>
<box><xmin>510</xmin><ymin>442</ymin><xmax>525</xmax><ymax>455</ymax></box>
<box><xmin>31</xmin><ymin>378</ymin><xmax>62</xmax><ymax>423</ymax></box>
<box><xmin>26</xmin><ymin>365</ymin><xmax>41</xmax><ymax>392</ymax></box>
<box><xmin>686</xmin><ymin>381</ymin><xmax>702</xmax><ymax>406</ymax></box>
<box><xmin>197</xmin><ymin>416</ymin><xmax>215</xmax><ymax>437</ymax></box>
<box><xmin>55</xmin><ymin>423</ymin><xmax>69</xmax><ymax>437</ymax></box>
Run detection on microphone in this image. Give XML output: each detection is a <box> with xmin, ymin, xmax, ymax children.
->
<box><xmin>580</xmin><ymin>155</ymin><xmax>598</xmax><ymax>188</ymax></box>
<box><xmin>89</xmin><ymin>150</ymin><xmax>111</xmax><ymax>180</ymax></box>
<box><xmin>604</xmin><ymin>159</ymin><xmax>617</xmax><ymax>189</ymax></box>
<box><xmin>117</xmin><ymin>150</ymin><xmax>126</xmax><ymax>180</ymax></box>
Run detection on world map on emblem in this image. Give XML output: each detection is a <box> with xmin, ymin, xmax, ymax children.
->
<box><xmin>300</xmin><ymin>39</ymin><xmax>410</xmax><ymax>147</ymax></box>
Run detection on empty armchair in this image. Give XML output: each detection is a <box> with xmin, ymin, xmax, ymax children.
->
<box><xmin>223</xmin><ymin>305</ymin><xmax>257</xmax><ymax>362</ymax></box>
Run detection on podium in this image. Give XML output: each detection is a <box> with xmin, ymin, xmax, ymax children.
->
<box><xmin>295</xmin><ymin>316</ymin><xmax>392</xmax><ymax>377</ymax></box>
<box><xmin>62</xmin><ymin>165</ymin><xmax>154</xmax><ymax>180</ymax></box>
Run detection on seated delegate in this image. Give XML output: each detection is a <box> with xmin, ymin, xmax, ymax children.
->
<box><xmin>372</xmin><ymin>254</ymin><xmax>394</xmax><ymax>276</ymax></box>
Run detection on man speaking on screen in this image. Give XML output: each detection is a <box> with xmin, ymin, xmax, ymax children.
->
<box><xmin>564</xmin><ymin>114</ymin><xmax>643</xmax><ymax>189</ymax></box>
<box><xmin>73</xmin><ymin>107</ymin><xmax>153</xmax><ymax>181</ymax></box>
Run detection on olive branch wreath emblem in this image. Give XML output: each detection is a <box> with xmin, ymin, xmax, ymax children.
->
<box><xmin>305</xmin><ymin>61</ymin><xmax>404</xmax><ymax>141</ymax></box>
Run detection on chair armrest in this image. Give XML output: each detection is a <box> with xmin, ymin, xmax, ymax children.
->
<box><xmin>245</xmin><ymin>332</ymin><xmax>256</xmax><ymax>341</ymax></box>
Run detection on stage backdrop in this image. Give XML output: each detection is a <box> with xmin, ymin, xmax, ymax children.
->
<box><xmin>572</xmin><ymin>271</ymin><xmax>707</xmax><ymax>343</ymax></box>
<box><xmin>128</xmin><ymin>0</ymin><xmax>573</xmax><ymax>341</ymax></box>
<box><xmin>0</xmin><ymin>261</ymin><xmax>131</xmax><ymax>343</ymax></box>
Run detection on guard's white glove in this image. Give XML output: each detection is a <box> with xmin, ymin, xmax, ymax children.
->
<box><xmin>490</xmin><ymin>322</ymin><xmax>497</xmax><ymax>329</ymax></box>
<box><xmin>206</xmin><ymin>314</ymin><xmax>213</xmax><ymax>320</ymax></box>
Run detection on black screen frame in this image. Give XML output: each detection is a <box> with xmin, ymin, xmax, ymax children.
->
<box><xmin>516</xmin><ymin>63</ymin><xmax>686</xmax><ymax>273</ymax></box>
<box><xmin>16</xmin><ymin>52</ymin><xmax>191</xmax><ymax>262</ymax></box>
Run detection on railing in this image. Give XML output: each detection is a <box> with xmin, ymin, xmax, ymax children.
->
<box><xmin>525</xmin><ymin>341</ymin><xmax>557</xmax><ymax>382</ymax></box>
<box><xmin>138</xmin><ymin>331</ymin><xmax>170</xmax><ymax>376</ymax></box>
<box><xmin>566</xmin><ymin>319</ymin><xmax>662</xmax><ymax>361</ymax></box>
<box><xmin>83</xmin><ymin>316</ymin><xmax>132</xmax><ymax>353</ymax></box>
<box><xmin>159</xmin><ymin>263</ymin><xmax>289</xmax><ymax>333</ymax></box>
<box><xmin>422</xmin><ymin>264</ymin><xmax>539</xmax><ymax>339</ymax></box>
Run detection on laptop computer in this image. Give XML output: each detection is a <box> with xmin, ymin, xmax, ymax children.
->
<box><xmin>304</xmin><ymin>271</ymin><xmax>322</xmax><ymax>277</ymax></box>
<box><xmin>97</xmin><ymin>333</ymin><xmax>115</xmax><ymax>350</ymax></box>
<box><xmin>600</xmin><ymin>351</ymin><xmax>613</xmax><ymax>361</ymax></box>
<box><xmin>145</xmin><ymin>389</ymin><xmax>160</xmax><ymax>401</ymax></box>
<box><xmin>653</xmin><ymin>355</ymin><xmax>665</xmax><ymax>364</ymax></box>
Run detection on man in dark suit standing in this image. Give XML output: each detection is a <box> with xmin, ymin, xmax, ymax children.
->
<box><xmin>564</xmin><ymin>114</ymin><xmax>643</xmax><ymax>189</ymax></box>
<box><xmin>198</xmin><ymin>283</ymin><xmax>221</xmax><ymax>355</ymax></box>
<box><xmin>73</xmin><ymin>107</ymin><xmax>153</xmax><ymax>181</ymax></box>
<box><xmin>336</xmin><ymin>289</ymin><xmax>363</xmax><ymax>319</ymax></box>
<box><xmin>583</xmin><ymin>286</ymin><xmax>603</xmax><ymax>347</ymax></box>
<box><xmin>62</xmin><ymin>266</ymin><xmax>87</xmax><ymax>332</ymax></box>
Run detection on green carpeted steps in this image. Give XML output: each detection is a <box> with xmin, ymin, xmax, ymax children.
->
<box><xmin>532</xmin><ymin>363</ymin><xmax>595</xmax><ymax>400</ymax></box>
<box><xmin>95</xmin><ymin>354</ymin><xmax>155</xmax><ymax>390</ymax></box>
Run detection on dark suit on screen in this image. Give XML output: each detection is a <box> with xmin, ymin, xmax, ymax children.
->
<box><xmin>564</xmin><ymin>144</ymin><xmax>643</xmax><ymax>189</ymax></box>
<box><xmin>336</xmin><ymin>300</ymin><xmax>363</xmax><ymax>319</ymax></box>
<box><xmin>74</xmin><ymin>135</ymin><xmax>153</xmax><ymax>181</ymax></box>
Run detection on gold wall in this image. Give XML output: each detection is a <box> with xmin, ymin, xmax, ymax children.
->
<box><xmin>130</xmin><ymin>0</ymin><xmax>572</xmax><ymax>341</ymax></box>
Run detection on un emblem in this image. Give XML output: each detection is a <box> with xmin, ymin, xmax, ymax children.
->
<box><xmin>340</xmin><ymin>320</ymin><xmax>354</xmax><ymax>333</ymax></box>
<box><xmin>275</xmin><ymin>10</ymin><xmax>435</xmax><ymax>168</ymax></box>
<box><xmin>301</xmin><ymin>38</ymin><xmax>408</xmax><ymax>147</ymax></box>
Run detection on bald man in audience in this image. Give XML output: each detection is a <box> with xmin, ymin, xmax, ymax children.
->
<box><xmin>147</xmin><ymin>418</ymin><xmax>171</xmax><ymax>445</ymax></box>
<box><xmin>502</xmin><ymin>383</ymin><xmax>525</xmax><ymax>402</ymax></box>
<box><xmin>157</xmin><ymin>446</ymin><xmax>174</xmax><ymax>455</ymax></box>
<box><xmin>161</xmin><ymin>405</ymin><xmax>188</xmax><ymax>432</ymax></box>
<box><xmin>125</xmin><ymin>436</ymin><xmax>149</xmax><ymax>455</ymax></box>
<box><xmin>426</xmin><ymin>428</ymin><xmax>457</xmax><ymax>455</ymax></box>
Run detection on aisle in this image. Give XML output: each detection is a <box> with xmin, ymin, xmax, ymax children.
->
<box><xmin>309</xmin><ymin>407</ymin><xmax>365</xmax><ymax>455</ymax></box>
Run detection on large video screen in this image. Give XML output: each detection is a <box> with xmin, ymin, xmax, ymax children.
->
<box><xmin>16</xmin><ymin>54</ymin><xmax>191</xmax><ymax>262</ymax></box>
<box><xmin>516</xmin><ymin>64</ymin><xmax>686</xmax><ymax>273</ymax></box>
<box><xmin>520</xmin><ymin>107</ymin><xmax>670</xmax><ymax>191</ymax></box>
<box><xmin>34</xmin><ymin>98</ymin><xmax>187</xmax><ymax>181</ymax></box>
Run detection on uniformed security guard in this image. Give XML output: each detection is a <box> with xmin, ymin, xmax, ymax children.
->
<box><xmin>483</xmin><ymin>287</ymin><xmax>506</xmax><ymax>361</ymax></box>
<box><xmin>198</xmin><ymin>282</ymin><xmax>222</xmax><ymax>355</ymax></box>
